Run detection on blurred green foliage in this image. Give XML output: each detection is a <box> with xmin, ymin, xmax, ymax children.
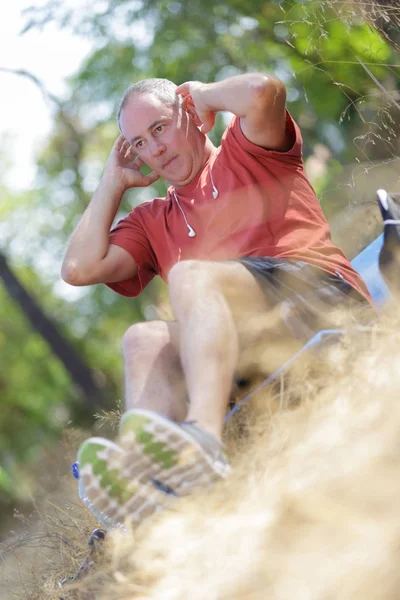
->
<box><xmin>0</xmin><ymin>0</ymin><xmax>399</xmax><ymax>508</ymax></box>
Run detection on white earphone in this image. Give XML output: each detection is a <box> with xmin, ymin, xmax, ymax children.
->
<box><xmin>210</xmin><ymin>170</ymin><xmax>219</xmax><ymax>199</ymax></box>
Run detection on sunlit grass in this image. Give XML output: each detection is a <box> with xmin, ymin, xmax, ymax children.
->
<box><xmin>2</xmin><ymin>309</ymin><xmax>400</xmax><ymax>599</ymax></box>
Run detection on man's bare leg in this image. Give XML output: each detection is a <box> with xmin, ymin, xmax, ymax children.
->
<box><xmin>122</xmin><ymin>320</ymin><xmax>188</xmax><ymax>422</ymax></box>
<box><xmin>112</xmin><ymin>261</ymin><xmax>281</xmax><ymax>499</ymax></box>
<box><xmin>78</xmin><ymin>320</ymin><xmax>187</xmax><ymax>530</ymax></box>
<box><xmin>168</xmin><ymin>260</ymin><xmax>274</xmax><ymax>441</ymax></box>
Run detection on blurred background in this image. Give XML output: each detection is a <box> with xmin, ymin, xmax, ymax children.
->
<box><xmin>0</xmin><ymin>0</ymin><xmax>399</xmax><ymax>535</ymax></box>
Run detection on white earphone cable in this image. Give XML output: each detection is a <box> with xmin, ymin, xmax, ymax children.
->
<box><xmin>172</xmin><ymin>162</ymin><xmax>219</xmax><ymax>237</ymax></box>
<box><xmin>173</xmin><ymin>189</ymin><xmax>196</xmax><ymax>237</ymax></box>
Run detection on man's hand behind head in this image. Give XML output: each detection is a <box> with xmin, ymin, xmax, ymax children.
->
<box><xmin>103</xmin><ymin>135</ymin><xmax>160</xmax><ymax>192</ymax></box>
<box><xmin>176</xmin><ymin>81</ymin><xmax>216</xmax><ymax>135</ymax></box>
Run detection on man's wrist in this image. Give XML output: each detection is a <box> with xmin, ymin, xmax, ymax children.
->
<box><xmin>196</xmin><ymin>81</ymin><xmax>226</xmax><ymax>114</ymax></box>
<box><xmin>99</xmin><ymin>174</ymin><xmax>127</xmax><ymax>198</ymax></box>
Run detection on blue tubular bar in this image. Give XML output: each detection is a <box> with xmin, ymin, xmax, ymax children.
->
<box><xmin>225</xmin><ymin>232</ymin><xmax>390</xmax><ymax>423</ymax></box>
<box><xmin>351</xmin><ymin>233</ymin><xmax>390</xmax><ymax>306</ymax></box>
<box><xmin>224</xmin><ymin>328</ymin><xmax>345</xmax><ymax>422</ymax></box>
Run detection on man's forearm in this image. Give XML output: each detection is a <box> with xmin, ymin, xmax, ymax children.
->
<box><xmin>61</xmin><ymin>177</ymin><xmax>124</xmax><ymax>284</ymax></box>
<box><xmin>197</xmin><ymin>73</ymin><xmax>285</xmax><ymax>118</ymax></box>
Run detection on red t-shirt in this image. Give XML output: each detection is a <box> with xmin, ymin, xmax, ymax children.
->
<box><xmin>108</xmin><ymin>113</ymin><xmax>371</xmax><ymax>302</ymax></box>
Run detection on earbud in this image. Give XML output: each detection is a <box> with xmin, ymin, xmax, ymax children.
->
<box><xmin>173</xmin><ymin>188</ymin><xmax>196</xmax><ymax>238</ymax></box>
<box><xmin>210</xmin><ymin>170</ymin><xmax>219</xmax><ymax>199</ymax></box>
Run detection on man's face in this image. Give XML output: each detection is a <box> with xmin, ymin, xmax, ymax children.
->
<box><xmin>119</xmin><ymin>92</ymin><xmax>204</xmax><ymax>188</ymax></box>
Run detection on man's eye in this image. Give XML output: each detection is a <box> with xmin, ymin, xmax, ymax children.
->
<box><xmin>136</xmin><ymin>140</ymin><xmax>144</xmax><ymax>148</ymax></box>
<box><xmin>155</xmin><ymin>125</ymin><xmax>164</xmax><ymax>133</ymax></box>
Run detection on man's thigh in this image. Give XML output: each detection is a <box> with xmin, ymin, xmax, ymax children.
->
<box><xmin>169</xmin><ymin>258</ymin><xmax>307</xmax><ymax>381</ymax></box>
<box><xmin>190</xmin><ymin>260</ymin><xmax>297</xmax><ymax>379</ymax></box>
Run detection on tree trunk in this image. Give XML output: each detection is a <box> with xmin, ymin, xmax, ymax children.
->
<box><xmin>0</xmin><ymin>252</ymin><xmax>106</xmax><ymax>409</ymax></box>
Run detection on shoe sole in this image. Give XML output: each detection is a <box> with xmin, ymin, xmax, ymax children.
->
<box><xmin>77</xmin><ymin>437</ymin><xmax>174</xmax><ymax>529</ymax></box>
<box><xmin>118</xmin><ymin>409</ymin><xmax>231</xmax><ymax>496</ymax></box>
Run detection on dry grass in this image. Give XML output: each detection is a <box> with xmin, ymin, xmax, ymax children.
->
<box><xmin>3</xmin><ymin>309</ymin><xmax>400</xmax><ymax>599</ymax></box>
<box><xmin>352</xmin><ymin>0</ymin><xmax>400</xmax><ymax>49</ymax></box>
<box><xmin>97</xmin><ymin>310</ymin><xmax>400</xmax><ymax>600</ymax></box>
<box><xmin>283</xmin><ymin>0</ymin><xmax>400</xmax><ymax>187</ymax></box>
<box><xmin>0</xmin><ymin>429</ymin><xmax>100</xmax><ymax>600</ymax></box>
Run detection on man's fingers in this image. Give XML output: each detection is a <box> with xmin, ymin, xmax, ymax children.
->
<box><xmin>182</xmin><ymin>95</ymin><xmax>194</xmax><ymax>110</ymax></box>
<box><xmin>147</xmin><ymin>170</ymin><xmax>160</xmax><ymax>184</ymax></box>
<box><xmin>112</xmin><ymin>135</ymin><xmax>158</xmax><ymax>186</ymax></box>
<box><xmin>176</xmin><ymin>82</ymin><xmax>190</xmax><ymax>96</ymax></box>
<box><xmin>142</xmin><ymin>171</ymin><xmax>160</xmax><ymax>186</ymax></box>
<box><xmin>124</xmin><ymin>145</ymin><xmax>135</xmax><ymax>160</ymax></box>
<box><xmin>120</xmin><ymin>139</ymin><xmax>131</xmax><ymax>155</ymax></box>
<box><xmin>133</xmin><ymin>156</ymin><xmax>144</xmax><ymax>169</ymax></box>
<box><xmin>114</xmin><ymin>135</ymin><xmax>127</xmax><ymax>152</ymax></box>
<box><xmin>199</xmin><ymin>113</ymin><xmax>215</xmax><ymax>134</ymax></box>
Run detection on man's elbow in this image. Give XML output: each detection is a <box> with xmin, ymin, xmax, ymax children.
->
<box><xmin>249</xmin><ymin>73</ymin><xmax>286</xmax><ymax>108</ymax></box>
<box><xmin>61</xmin><ymin>260</ymin><xmax>88</xmax><ymax>286</ymax></box>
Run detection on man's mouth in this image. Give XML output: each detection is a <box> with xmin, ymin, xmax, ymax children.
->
<box><xmin>163</xmin><ymin>156</ymin><xmax>177</xmax><ymax>169</ymax></box>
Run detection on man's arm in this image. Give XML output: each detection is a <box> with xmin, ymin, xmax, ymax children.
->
<box><xmin>61</xmin><ymin>135</ymin><xmax>159</xmax><ymax>287</ymax></box>
<box><xmin>176</xmin><ymin>73</ymin><xmax>291</xmax><ymax>152</ymax></box>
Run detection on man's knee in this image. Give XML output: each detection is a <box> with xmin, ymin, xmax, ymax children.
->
<box><xmin>168</xmin><ymin>260</ymin><xmax>221</xmax><ymax>297</ymax></box>
<box><xmin>122</xmin><ymin>321</ymin><xmax>170</xmax><ymax>360</ymax></box>
<box><xmin>168</xmin><ymin>260</ymin><xmax>200</xmax><ymax>287</ymax></box>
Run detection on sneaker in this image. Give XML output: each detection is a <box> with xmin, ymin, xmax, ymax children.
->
<box><xmin>118</xmin><ymin>409</ymin><xmax>231</xmax><ymax>496</ymax></box>
<box><xmin>77</xmin><ymin>437</ymin><xmax>173</xmax><ymax>530</ymax></box>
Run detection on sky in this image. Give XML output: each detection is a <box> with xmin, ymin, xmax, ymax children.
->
<box><xmin>0</xmin><ymin>1</ymin><xmax>92</xmax><ymax>190</ymax></box>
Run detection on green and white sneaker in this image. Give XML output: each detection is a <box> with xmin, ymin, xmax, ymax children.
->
<box><xmin>118</xmin><ymin>409</ymin><xmax>231</xmax><ymax>497</ymax></box>
<box><xmin>77</xmin><ymin>437</ymin><xmax>173</xmax><ymax>530</ymax></box>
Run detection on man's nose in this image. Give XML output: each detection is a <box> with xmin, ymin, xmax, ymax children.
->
<box><xmin>149</xmin><ymin>139</ymin><xmax>166</xmax><ymax>157</ymax></box>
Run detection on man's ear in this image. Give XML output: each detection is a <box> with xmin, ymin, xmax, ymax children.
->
<box><xmin>182</xmin><ymin>96</ymin><xmax>202</xmax><ymax>128</ymax></box>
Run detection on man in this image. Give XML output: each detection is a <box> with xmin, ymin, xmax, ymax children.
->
<box><xmin>62</xmin><ymin>74</ymin><xmax>372</xmax><ymax>529</ymax></box>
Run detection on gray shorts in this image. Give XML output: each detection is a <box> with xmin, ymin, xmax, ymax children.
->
<box><xmin>236</xmin><ymin>256</ymin><xmax>372</xmax><ymax>341</ymax></box>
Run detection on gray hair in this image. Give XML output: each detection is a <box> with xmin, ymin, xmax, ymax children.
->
<box><xmin>116</xmin><ymin>78</ymin><xmax>179</xmax><ymax>130</ymax></box>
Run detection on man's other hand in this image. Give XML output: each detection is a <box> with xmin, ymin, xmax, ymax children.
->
<box><xmin>176</xmin><ymin>81</ymin><xmax>216</xmax><ymax>135</ymax></box>
<box><xmin>103</xmin><ymin>135</ymin><xmax>160</xmax><ymax>191</ymax></box>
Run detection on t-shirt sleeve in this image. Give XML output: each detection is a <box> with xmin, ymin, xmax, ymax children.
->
<box><xmin>106</xmin><ymin>208</ymin><xmax>159</xmax><ymax>298</ymax></box>
<box><xmin>226</xmin><ymin>110</ymin><xmax>303</xmax><ymax>167</ymax></box>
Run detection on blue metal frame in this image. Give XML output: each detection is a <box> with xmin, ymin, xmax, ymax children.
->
<box><xmin>350</xmin><ymin>233</ymin><xmax>389</xmax><ymax>306</ymax></box>
<box><xmin>225</xmin><ymin>233</ymin><xmax>390</xmax><ymax>423</ymax></box>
